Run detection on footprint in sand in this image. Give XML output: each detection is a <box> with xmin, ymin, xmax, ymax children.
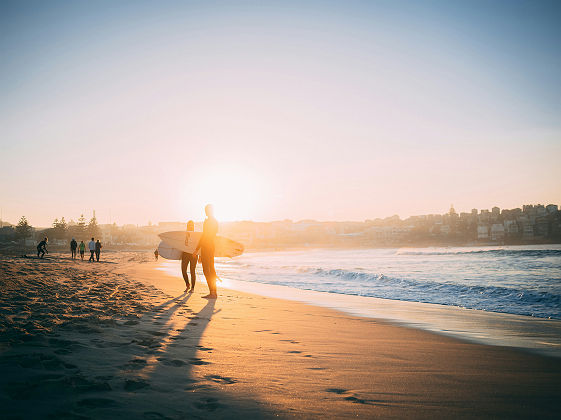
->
<box><xmin>326</xmin><ymin>388</ymin><xmax>348</xmax><ymax>394</ymax></box>
<box><xmin>205</xmin><ymin>374</ymin><xmax>236</xmax><ymax>384</ymax></box>
<box><xmin>122</xmin><ymin>358</ymin><xmax>147</xmax><ymax>370</ymax></box>
<box><xmin>183</xmin><ymin>383</ymin><xmax>214</xmax><ymax>392</ymax></box>
<box><xmin>325</xmin><ymin>388</ymin><xmax>375</xmax><ymax>405</ymax></box>
<box><xmin>344</xmin><ymin>395</ymin><xmax>374</xmax><ymax>405</ymax></box>
<box><xmin>124</xmin><ymin>379</ymin><xmax>150</xmax><ymax>391</ymax></box>
<box><xmin>189</xmin><ymin>358</ymin><xmax>211</xmax><ymax>365</ymax></box>
<box><xmin>194</xmin><ymin>396</ymin><xmax>222</xmax><ymax>411</ymax></box>
<box><xmin>196</xmin><ymin>345</ymin><xmax>213</xmax><ymax>351</ymax></box>
<box><xmin>157</xmin><ymin>357</ymin><xmax>186</xmax><ymax>367</ymax></box>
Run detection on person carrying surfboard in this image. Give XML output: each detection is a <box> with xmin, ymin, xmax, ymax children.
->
<box><xmin>181</xmin><ymin>220</ymin><xmax>197</xmax><ymax>293</ymax></box>
<box><xmin>194</xmin><ymin>204</ymin><xmax>218</xmax><ymax>299</ymax></box>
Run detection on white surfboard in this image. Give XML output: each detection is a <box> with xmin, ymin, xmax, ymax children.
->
<box><xmin>158</xmin><ymin>231</ymin><xmax>244</xmax><ymax>258</ymax></box>
<box><xmin>157</xmin><ymin>241</ymin><xmax>184</xmax><ymax>260</ymax></box>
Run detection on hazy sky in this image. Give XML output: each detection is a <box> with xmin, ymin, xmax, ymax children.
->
<box><xmin>1</xmin><ymin>0</ymin><xmax>560</xmax><ymax>226</ymax></box>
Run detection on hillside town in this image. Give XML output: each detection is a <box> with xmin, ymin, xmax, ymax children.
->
<box><xmin>1</xmin><ymin>204</ymin><xmax>560</xmax><ymax>250</ymax></box>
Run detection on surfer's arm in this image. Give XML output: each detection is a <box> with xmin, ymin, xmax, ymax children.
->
<box><xmin>194</xmin><ymin>231</ymin><xmax>207</xmax><ymax>254</ymax></box>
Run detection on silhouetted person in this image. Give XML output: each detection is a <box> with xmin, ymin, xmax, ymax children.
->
<box><xmin>88</xmin><ymin>238</ymin><xmax>95</xmax><ymax>262</ymax></box>
<box><xmin>37</xmin><ymin>237</ymin><xmax>48</xmax><ymax>259</ymax></box>
<box><xmin>194</xmin><ymin>205</ymin><xmax>218</xmax><ymax>299</ymax></box>
<box><xmin>154</xmin><ymin>249</ymin><xmax>159</xmax><ymax>261</ymax></box>
<box><xmin>79</xmin><ymin>240</ymin><xmax>85</xmax><ymax>260</ymax></box>
<box><xmin>181</xmin><ymin>220</ymin><xmax>197</xmax><ymax>293</ymax></box>
<box><xmin>70</xmin><ymin>238</ymin><xmax>77</xmax><ymax>260</ymax></box>
<box><xmin>95</xmin><ymin>239</ymin><xmax>102</xmax><ymax>261</ymax></box>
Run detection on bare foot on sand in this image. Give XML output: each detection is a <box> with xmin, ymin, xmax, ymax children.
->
<box><xmin>202</xmin><ymin>294</ymin><xmax>217</xmax><ymax>299</ymax></box>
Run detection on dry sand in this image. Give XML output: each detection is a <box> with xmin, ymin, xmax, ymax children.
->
<box><xmin>1</xmin><ymin>251</ymin><xmax>560</xmax><ymax>419</ymax></box>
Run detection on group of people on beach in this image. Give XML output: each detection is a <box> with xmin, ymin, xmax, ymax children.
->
<box><xmin>36</xmin><ymin>204</ymin><xmax>219</xmax><ymax>298</ymax></box>
<box><xmin>36</xmin><ymin>237</ymin><xmax>102</xmax><ymax>262</ymax></box>
<box><xmin>70</xmin><ymin>238</ymin><xmax>102</xmax><ymax>261</ymax></box>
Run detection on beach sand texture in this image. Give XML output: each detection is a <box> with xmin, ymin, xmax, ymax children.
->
<box><xmin>1</xmin><ymin>252</ymin><xmax>561</xmax><ymax>419</ymax></box>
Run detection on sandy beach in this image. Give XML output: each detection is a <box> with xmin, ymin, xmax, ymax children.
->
<box><xmin>1</xmin><ymin>251</ymin><xmax>561</xmax><ymax>419</ymax></box>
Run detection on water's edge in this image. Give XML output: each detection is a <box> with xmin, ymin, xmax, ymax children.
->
<box><xmin>157</xmin><ymin>265</ymin><xmax>561</xmax><ymax>358</ymax></box>
<box><xmin>222</xmin><ymin>277</ymin><xmax>561</xmax><ymax>358</ymax></box>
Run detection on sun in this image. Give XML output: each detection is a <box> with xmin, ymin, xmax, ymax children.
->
<box><xmin>184</xmin><ymin>167</ymin><xmax>262</xmax><ymax>222</ymax></box>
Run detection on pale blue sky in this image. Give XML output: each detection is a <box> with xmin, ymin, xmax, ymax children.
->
<box><xmin>1</xmin><ymin>0</ymin><xmax>560</xmax><ymax>226</ymax></box>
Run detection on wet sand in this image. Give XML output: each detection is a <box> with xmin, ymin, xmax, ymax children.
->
<box><xmin>1</xmin><ymin>252</ymin><xmax>561</xmax><ymax>418</ymax></box>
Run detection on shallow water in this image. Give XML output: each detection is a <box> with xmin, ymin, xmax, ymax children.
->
<box><xmin>163</xmin><ymin>244</ymin><xmax>561</xmax><ymax>319</ymax></box>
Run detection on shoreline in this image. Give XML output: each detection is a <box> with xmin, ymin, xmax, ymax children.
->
<box><xmin>156</xmin><ymin>259</ymin><xmax>561</xmax><ymax>358</ymax></box>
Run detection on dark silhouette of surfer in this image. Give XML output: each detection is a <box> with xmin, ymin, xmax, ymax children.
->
<box><xmin>95</xmin><ymin>239</ymin><xmax>102</xmax><ymax>261</ymax></box>
<box><xmin>70</xmin><ymin>238</ymin><xmax>77</xmax><ymax>260</ymax></box>
<box><xmin>195</xmin><ymin>204</ymin><xmax>218</xmax><ymax>299</ymax></box>
<box><xmin>37</xmin><ymin>237</ymin><xmax>48</xmax><ymax>258</ymax></box>
<box><xmin>181</xmin><ymin>220</ymin><xmax>197</xmax><ymax>293</ymax></box>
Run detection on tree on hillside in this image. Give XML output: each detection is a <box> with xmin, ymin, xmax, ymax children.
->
<box><xmin>69</xmin><ymin>214</ymin><xmax>87</xmax><ymax>240</ymax></box>
<box><xmin>51</xmin><ymin>217</ymin><xmax>68</xmax><ymax>240</ymax></box>
<box><xmin>15</xmin><ymin>216</ymin><xmax>32</xmax><ymax>241</ymax></box>
<box><xmin>77</xmin><ymin>214</ymin><xmax>86</xmax><ymax>234</ymax></box>
<box><xmin>87</xmin><ymin>216</ymin><xmax>100</xmax><ymax>239</ymax></box>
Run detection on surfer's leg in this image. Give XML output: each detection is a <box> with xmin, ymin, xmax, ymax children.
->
<box><xmin>203</xmin><ymin>251</ymin><xmax>217</xmax><ymax>296</ymax></box>
<box><xmin>181</xmin><ymin>253</ymin><xmax>190</xmax><ymax>289</ymax></box>
<box><xmin>189</xmin><ymin>254</ymin><xmax>197</xmax><ymax>290</ymax></box>
<box><xmin>201</xmin><ymin>250</ymin><xmax>216</xmax><ymax>298</ymax></box>
<box><xmin>209</xmin><ymin>257</ymin><xmax>217</xmax><ymax>295</ymax></box>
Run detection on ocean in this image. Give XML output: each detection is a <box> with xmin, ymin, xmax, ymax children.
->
<box><xmin>210</xmin><ymin>245</ymin><xmax>561</xmax><ymax>320</ymax></box>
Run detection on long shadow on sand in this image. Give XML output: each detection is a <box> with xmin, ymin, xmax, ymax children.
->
<box><xmin>110</xmin><ymin>294</ymin><xmax>275</xmax><ymax>418</ymax></box>
<box><xmin>0</xmin><ymin>256</ymin><xmax>275</xmax><ymax>419</ymax></box>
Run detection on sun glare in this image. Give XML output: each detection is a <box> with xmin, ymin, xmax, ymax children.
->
<box><xmin>183</xmin><ymin>168</ymin><xmax>262</xmax><ymax>222</ymax></box>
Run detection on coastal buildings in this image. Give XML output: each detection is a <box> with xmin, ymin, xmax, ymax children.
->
<box><xmin>1</xmin><ymin>203</ymin><xmax>560</xmax><ymax>250</ymax></box>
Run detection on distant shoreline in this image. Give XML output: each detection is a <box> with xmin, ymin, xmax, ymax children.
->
<box><xmin>2</xmin><ymin>241</ymin><xmax>561</xmax><ymax>256</ymax></box>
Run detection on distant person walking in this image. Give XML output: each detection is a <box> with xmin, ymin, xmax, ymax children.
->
<box><xmin>88</xmin><ymin>238</ymin><xmax>95</xmax><ymax>262</ymax></box>
<box><xmin>95</xmin><ymin>239</ymin><xmax>102</xmax><ymax>262</ymax></box>
<box><xmin>37</xmin><ymin>237</ymin><xmax>48</xmax><ymax>259</ymax></box>
<box><xmin>70</xmin><ymin>238</ymin><xmax>77</xmax><ymax>260</ymax></box>
<box><xmin>181</xmin><ymin>220</ymin><xmax>197</xmax><ymax>293</ymax></box>
<box><xmin>79</xmin><ymin>240</ymin><xmax>86</xmax><ymax>260</ymax></box>
<box><xmin>154</xmin><ymin>249</ymin><xmax>159</xmax><ymax>261</ymax></box>
<box><xmin>194</xmin><ymin>205</ymin><xmax>218</xmax><ymax>299</ymax></box>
